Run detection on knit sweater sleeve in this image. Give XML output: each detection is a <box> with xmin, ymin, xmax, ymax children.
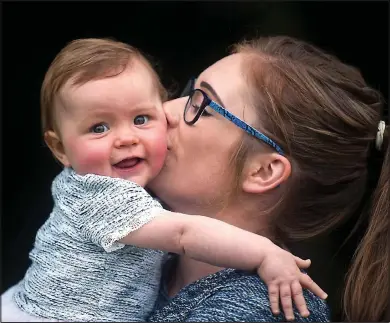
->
<box><xmin>52</xmin><ymin>168</ymin><xmax>163</xmax><ymax>252</ymax></box>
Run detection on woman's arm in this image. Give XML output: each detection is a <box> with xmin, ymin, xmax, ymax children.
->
<box><xmin>120</xmin><ymin>208</ymin><xmax>327</xmax><ymax>319</ymax></box>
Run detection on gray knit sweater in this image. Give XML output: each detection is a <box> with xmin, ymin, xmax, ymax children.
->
<box><xmin>13</xmin><ymin>168</ymin><xmax>165</xmax><ymax>322</ymax></box>
<box><xmin>149</xmin><ymin>264</ymin><xmax>330</xmax><ymax>322</ymax></box>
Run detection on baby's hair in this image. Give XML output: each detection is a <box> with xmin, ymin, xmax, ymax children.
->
<box><xmin>40</xmin><ymin>38</ymin><xmax>168</xmax><ymax>134</ymax></box>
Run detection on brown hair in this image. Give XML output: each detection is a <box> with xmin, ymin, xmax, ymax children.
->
<box><xmin>40</xmin><ymin>38</ymin><xmax>167</xmax><ymax>134</ymax></box>
<box><xmin>231</xmin><ymin>35</ymin><xmax>389</xmax><ymax>321</ymax></box>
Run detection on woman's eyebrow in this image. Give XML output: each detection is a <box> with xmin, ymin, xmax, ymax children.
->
<box><xmin>200</xmin><ymin>80</ymin><xmax>226</xmax><ymax>108</ymax></box>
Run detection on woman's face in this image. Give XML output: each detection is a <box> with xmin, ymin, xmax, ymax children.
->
<box><xmin>148</xmin><ymin>54</ymin><xmax>260</xmax><ymax>215</ymax></box>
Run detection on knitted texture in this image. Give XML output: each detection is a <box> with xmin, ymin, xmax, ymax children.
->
<box><xmin>13</xmin><ymin>168</ymin><xmax>165</xmax><ymax>322</ymax></box>
<box><xmin>149</xmin><ymin>268</ymin><xmax>330</xmax><ymax>322</ymax></box>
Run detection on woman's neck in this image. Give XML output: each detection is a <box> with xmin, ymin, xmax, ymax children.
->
<box><xmin>167</xmin><ymin>202</ymin><xmax>272</xmax><ymax>297</ymax></box>
<box><xmin>168</xmin><ymin>255</ymin><xmax>223</xmax><ymax>297</ymax></box>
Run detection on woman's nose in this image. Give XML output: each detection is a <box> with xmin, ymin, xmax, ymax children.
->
<box><xmin>163</xmin><ymin>97</ymin><xmax>187</xmax><ymax>128</ymax></box>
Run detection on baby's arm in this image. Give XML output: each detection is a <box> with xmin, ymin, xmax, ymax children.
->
<box><xmin>121</xmin><ymin>208</ymin><xmax>274</xmax><ymax>267</ymax></box>
<box><xmin>119</xmin><ymin>208</ymin><xmax>327</xmax><ymax>320</ymax></box>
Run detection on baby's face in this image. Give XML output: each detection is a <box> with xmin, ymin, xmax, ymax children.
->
<box><xmin>54</xmin><ymin>61</ymin><xmax>167</xmax><ymax>187</ymax></box>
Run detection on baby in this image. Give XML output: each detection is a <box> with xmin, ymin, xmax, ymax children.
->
<box><xmin>1</xmin><ymin>38</ymin><xmax>326</xmax><ymax>322</ymax></box>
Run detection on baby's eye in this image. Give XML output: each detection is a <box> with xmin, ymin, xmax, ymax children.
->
<box><xmin>134</xmin><ymin>115</ymin><xmax>149</xmax><ymax>125</ymax></box>
<box><xmin>90</xmin><ymin>123</ymin><xmax>109</xmax><ymax>134</ymax></box>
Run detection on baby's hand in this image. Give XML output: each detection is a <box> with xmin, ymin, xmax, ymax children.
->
<box><xmin>257</xmin><ymin>249</ymin><xmax>327</xmax><ymax>321</ymax></box>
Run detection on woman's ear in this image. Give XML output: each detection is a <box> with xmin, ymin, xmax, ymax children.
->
<box><xmin>44</xmin><ymin>131</ymin><xmax>70</xmax><ymax>167</ymax></box>
<box><xmin>242</xmin><ymin>153</ymin><xmax>291</xmax><ymax>194</ymax></box>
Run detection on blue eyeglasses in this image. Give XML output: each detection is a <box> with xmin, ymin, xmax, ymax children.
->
<box><xmin>183</xmin><ymin>87</ymin><xmax>285</xmax><ymax>155</ymax></box>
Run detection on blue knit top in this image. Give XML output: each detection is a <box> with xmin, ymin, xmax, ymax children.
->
<box><xmin>149</xmin><ymin>262</ymin><xmax>330</xmax><ymax>322</ymax></box>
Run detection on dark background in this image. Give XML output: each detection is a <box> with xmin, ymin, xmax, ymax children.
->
<box><xmin>2</xmin><ymin>1</ymin><xmax>389</xmax><ymax>321</ymax></box>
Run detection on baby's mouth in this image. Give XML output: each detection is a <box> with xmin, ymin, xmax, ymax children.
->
<box><xmin>113</xmin><ymin>157</ymin><xmax>142</xmax><ymax>169</ymax></box>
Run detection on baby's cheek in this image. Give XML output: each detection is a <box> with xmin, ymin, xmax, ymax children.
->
<box><xmin>153</xmin><ymin>144</ymin><xmax>167</xmax><ymax>169</ymax></box>
<box><xmin>149</xmin><ymin>134</ymin><xmax>167</xmax><ymax>175</ymax></box>
<box><xmin>69</xmin><ymin>144</ymin><xmax>109</xmax><ymax>176</ymax></box>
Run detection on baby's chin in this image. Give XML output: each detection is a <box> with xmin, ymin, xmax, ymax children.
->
<box><xmin>110</xmin><ymin>160</ymin><xmax>150</xmax><ymax>186</ymax></box>
<box><xmin>75</xmin><ymin>165</ymin><xmax>152</xmax><ymax>187</ymax></box>
<box><xmin>111</xmin><ymin>172</ymin><xmax>149</xmax><ymax>188</ymax></box>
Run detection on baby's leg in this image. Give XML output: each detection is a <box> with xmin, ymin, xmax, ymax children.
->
<box><xmin>1</xmin><ymin>284</ymin><xmax>61</xmax><ymax>322</ymax></box>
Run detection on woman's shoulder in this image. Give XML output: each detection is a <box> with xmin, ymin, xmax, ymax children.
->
<box><xmin>219</xmin><ymin>270</ymin><xmax>330</xmax><ymax>321</ymax></box>
<box><xmin>149</xmin><ymin>269</ymin><xmax>330</xmax><ymax>322</ymax></box>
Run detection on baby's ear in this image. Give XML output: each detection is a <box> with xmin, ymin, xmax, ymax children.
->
<box><xmin>44</xmin><ymin>131</ymin><xmax>71</xmax><ymax>167</ymax></box>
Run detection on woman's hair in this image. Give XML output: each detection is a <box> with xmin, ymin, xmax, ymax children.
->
<box><xmin>41</xmin><ymin>38</ymin><xmax>168</xmax><ymax>134</ymax></box>
<box><xmin>231</xmin><ymin>35</ymin><xmax>389</xmax><ymax>321</ymax></box>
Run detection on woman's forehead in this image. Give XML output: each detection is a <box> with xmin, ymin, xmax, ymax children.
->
<box><xmin>197</xmin><ymin>54</ymin><xmax>253</xmax><ymax>119</ymax></box>
<box><xmin>199</xmin><ymin>54</ymin><xmax>243</xmax><ymax>82</ymax></box>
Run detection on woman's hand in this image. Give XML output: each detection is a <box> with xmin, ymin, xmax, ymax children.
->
<box><xmin>257</xmin><ymin>250</ymin><xmax>327</xmax><ymax>320</ymax></box>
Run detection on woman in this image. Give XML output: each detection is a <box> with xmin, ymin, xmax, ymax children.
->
<box><xmin>147</xmin><ymin>35</ymin><xmax>389</xmax><ymax>322</ymax></box>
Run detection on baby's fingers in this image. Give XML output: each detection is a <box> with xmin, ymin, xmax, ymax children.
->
<box><xmin>295</xmin><ymin>256</ymin><xmax>311</xmax><ymax>269</ymax></box>
<box><xmin>291</xmin><ymin>280</ymin><xmax>309</xmax><ymax>318</ymax></box>
<box><xmin>280</xmin><ymin>283</ymin><xmax>294</xmax><ymax>321</ymax></box>
<box><xmin>268</xmin><ymin>283</ymin><xmax>280</xmax><ymax>315</ymax></box>
<box><xmin>300</xmin><ymin>273</ymin><xmax>328</xmax><ymax>300</ymax></box>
